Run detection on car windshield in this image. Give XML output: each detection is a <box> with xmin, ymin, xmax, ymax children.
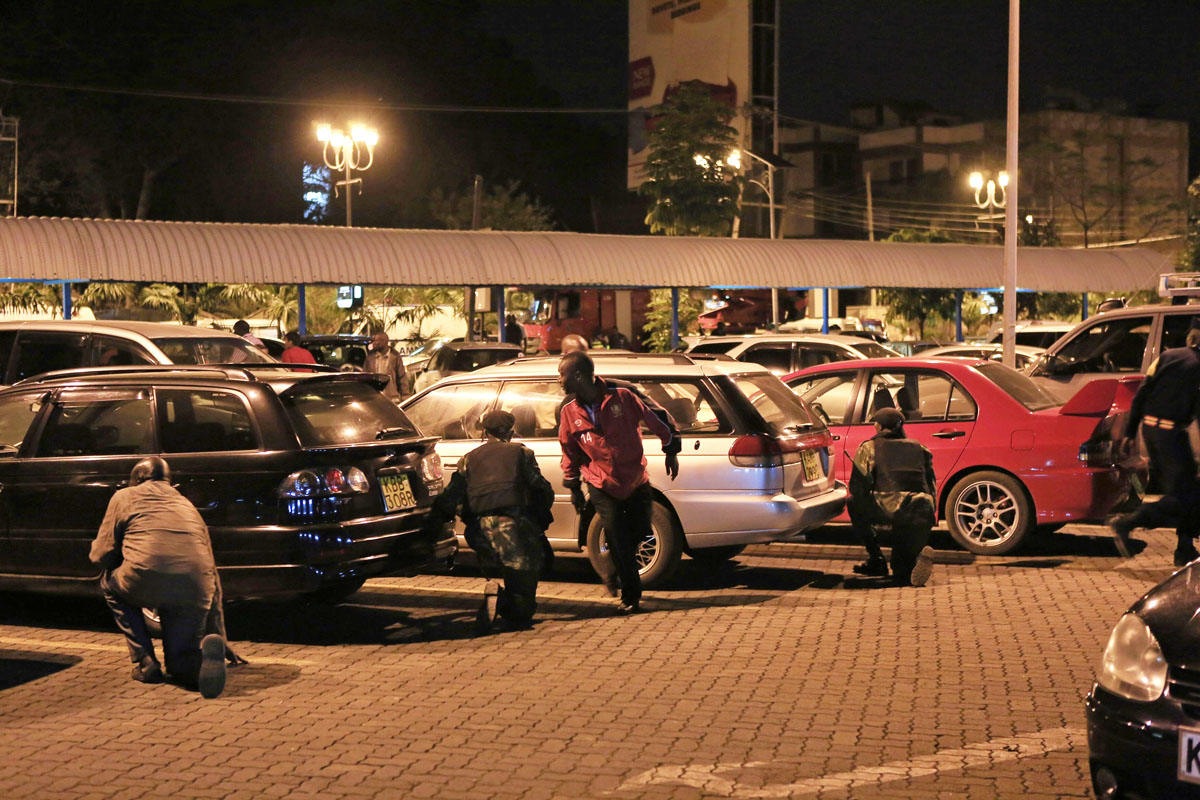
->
<box><xmin>280</xmin><ymin>381</ymin><xmax>418</xmax><ymax>446</ymax></box>
<box><xmin>689</xmin><ymin>341</ymin><xmax>738</xmax><ymax>355</ymax></box>
<box><xmin>851</xmin><ymin>341</ymin><xmax>900</xmax><ymax>358</ymax></box>
<box><xmin>975</xmin><ymin>362</ymin><xmax>1059</xmax><ymax>411</ymax></box>
<box><xmin>449</xmin><ymin>348</ymin><xmax>521</xmax><ymax>372</ymax></box>
<box><xmin>732</xmin><ymin>374</ymin><xmax>823</xmax><ymax>436</ymax></box>
<box><xmin>154</xmin><ymin>337</ymin><xmax>274</xmax><ymax>365</ymax></box>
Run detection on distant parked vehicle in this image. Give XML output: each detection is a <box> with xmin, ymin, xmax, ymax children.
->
<box><xmin>0</xmin><ymin>320</ymin><xmax>275</xmax><ymax>386</ymax></box>
<box><xmin>920</xmin><ymin>344</ymin><xmax>1046</xmax><ymax>371</ymax></box>
<box><xmin>785</xmin><ymin>356</ymin><xmax>1144</xmax><ymax>554</ymax></box>
<box><xmin>986</xmin><ymin>320</ymin><xmax>1074</xmax><ymax>349</ymax></box>
<box><xmin>299</xmin><ymin>334</ymin><xmax>373</xmax><ymax>372</ymax></box>
<box><xmin>412</xmin><ymin>341</ymin><xmax>523</xmax><ymax>392</ymax></box>
<box><xmin>685</xmin><ymin>333</ymin><xmax>900</xmax><ymax>375</ymax></box>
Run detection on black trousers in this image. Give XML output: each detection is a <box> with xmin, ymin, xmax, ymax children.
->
<box><xmin>101</xmin><ymin>573</ymin><xmax>205</xmax><ymax>679</ymax></box>
<box><xmin>889</xmin><ymin>523</ymin><xmax>932</xmax><ymax>584</ymax></box>
<box><xmin>587</xmin><ymin>483</ymin><xmax>652</xmax><ymax>607</ymax></box>
<box><xmin>1126</xmin><ymin>426</ymin><xmax>1199</xmax><ymax>547</ymax></box>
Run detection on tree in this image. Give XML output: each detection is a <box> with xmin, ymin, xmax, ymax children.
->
<box><xmin>876</xmin><ymin>229</ymin><xmax>957</xmax><ymax>339</ymax></box>
<box><xmin>430</xmin><ymin>180</ymin><xmax>554</xmax><ymax>231</ymax></box>
<box><xmin>1180</xmin><ymin>177</ymin><xmax>1200</xmax><ymax>271</ymax></box>
<box><xmin>638</xmin><ymin>82</ymin><xmax>741</xmax><ymax>237</ymax></box>
<box><xmin>380</xmin><ymin>286</ymin><xmax>465</xmax><ymax>344</ymax></box>
<box><xmin>642</xmin><ymin>289</ymin><xmax>703</xmax><ymax>353</ymax></box>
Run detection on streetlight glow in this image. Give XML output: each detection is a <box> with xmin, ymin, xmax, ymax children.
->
<box><xmin>350</xmin><ymin>124</ymin><xmax>368</xmax><ymax>142</ymax></box>
<box><xmin>329</xmin><ymin>130</ymin><xmax>345</xmax><ymax>149</ymax></box>
<box><xmin>969</xmin><ymin>171</ymin><xmax>984</xmax><ymax>190</ymax></box>
<box><xmin>363</xmin><ymin>128</ymin><xmax>379</xmax><ymax>147</ymax></box>
<box><xmin>998</xmin><ymin>171</ymin><xmax>1010</xmax><ymax>188</ymax></box>
<box><xmin>315</xmin><ymin>123</ymin><xmax>331</xmax><ymax>143</ymax></box>
<box><xmin>316</xmin><ymin>121</ymin><xmax>379</xmax><ymax>227</ymax></box>
<box><xmin>694</xmin><ymin>154</ymin><xmax>710</xmax><ymax>169</ymax></box>
<box><xmin>725</xmin><ymin>150</ymin><xmax>742</xmax><ymax>170</ymax></box>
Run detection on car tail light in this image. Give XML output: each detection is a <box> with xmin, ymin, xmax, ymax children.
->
<box><xmin>280</xmin><ymin>466</ymin><xmax>372</xmax><ymax>520</ymax></box>
<box><xmin>419</xmin><ymin>452</ymin><xmax>443</xmax><ymax>484</ymax></box>
<box><xmin>730</xmin><ymin>431</ymin><xmax>833</xmax><ymax>469</ymax></box>
<box><xmin>1079</xmin><ymin>440</ymin><xmax>1116</xmax><ymax>467</ymax></box>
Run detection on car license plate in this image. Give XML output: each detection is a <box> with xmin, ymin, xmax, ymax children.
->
<box><xmin>1180</xmin><ymin>726</ymin><xmax>1200</xmax><ymax>785</ymax></box>
<box><xmin>379</xmin><ymin>473</ymin><xmax>417</xmax><ymax>513</ymax></box>
<box><xmin>801</xmin><ymin>450</ymin><xmax>821</xmax><ymax>482</ymax></box>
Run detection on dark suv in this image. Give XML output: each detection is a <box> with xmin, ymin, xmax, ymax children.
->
<box><xmin>0</xmin><ymin>365</ymin><xmax>455</xmax><ymax>603</ymax></box>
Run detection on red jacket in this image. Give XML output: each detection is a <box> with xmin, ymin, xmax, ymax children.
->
<box><xmin>559</xmin><ymin>379</ymin><xmax>677</xmax><ymax>499</ymax></box>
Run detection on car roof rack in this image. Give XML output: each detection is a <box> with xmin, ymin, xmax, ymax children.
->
<box><xmin>12</xmin><ymin>362</ymin><xmax>341</xmax><ymax>387</ymax></box>
<box><xmin>1158</xmin><ymin>273</ymin><xmax>1200</xmax><ymax>298</ymax></box>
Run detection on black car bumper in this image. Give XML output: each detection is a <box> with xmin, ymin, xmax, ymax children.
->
<box><xmin>1086</xmin><ymin>685</ymin><xmax>1200</xmax><ymax>799</ymax></box>
<box><xmin>218</xmin><ymin>512</ymin><xmax>457</xmax><ymax>600</ymax></box>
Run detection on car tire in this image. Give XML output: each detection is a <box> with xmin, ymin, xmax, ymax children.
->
<box><xmin>688</xmin><ymin>544</ymin><xmax>746</xmax><ymax>563</ymax></box>
<box><xmin>303</xmin><ymin>576</ymin><xmax>367</xmax><ymax>604</ymax></box>
<box><xmin>585</xmin><ymin>499</ymin><xmax>682</xmax><ymax>588</ymax></box>
<box><xmin>945</xmin><ymin>470</ymin><xmax>1033</xmax><ymax>555</ymax></box>
<box><xmin>142</xmin><ymin>608</ymin><xmax>162</xmax><ymax>638</ymax></box>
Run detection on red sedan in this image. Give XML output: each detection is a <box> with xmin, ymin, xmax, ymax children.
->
<box><xmin>784</xmin><ymin>357</ymin><xmax>1145</xmax><ymax>554</ymax></box>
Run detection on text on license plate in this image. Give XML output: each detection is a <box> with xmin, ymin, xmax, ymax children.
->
<box><xmin>1179</xmin><ymin>726</ymin><xmax>1200</xmax><ymax>785</ymax></box>
<box><xmin>801</xmin><ymin>450</ymin><xmax>822</xmax><ymax>482</ymax></box>
<box><xmin>379</xmin><ymin>473</ymin><xmax>417</xmax><ymax>513</ymax></box>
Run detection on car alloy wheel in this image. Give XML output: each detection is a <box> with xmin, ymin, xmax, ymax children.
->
<box><xmin>946</xmin><ymin>470</ymin><xmax>1033</xmax><ymax>555</ymax></box>
<box><xmin>585</xmin><ymin>499</ymin><xmax>682</xmax><ymax>588</ymax></box>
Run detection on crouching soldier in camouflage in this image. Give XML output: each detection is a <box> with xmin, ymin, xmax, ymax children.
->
<box><xmin>425</xmin><ymin>409</ymin><xmax>554</xmax><ymax>633</ymax></box>
<box><xmin>848</xmin><ymin>408</ymin><xmax>937</xmax><ymax>587</ymax></box>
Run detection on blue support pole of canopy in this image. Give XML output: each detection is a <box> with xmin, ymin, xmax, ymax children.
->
<box><xmin>497</xmin><ymin>286</ymin><xmax>506</xmax><ymax>343</ymax></box>
<box><xmin>1081</xmin><ymin>292</ymin><xmax>1089</xmax><ymax>321</ymax></box>
<box><xmin>297</xmin><ymin>284</ymin><xmax>307</xmax><ymax>336</ymax></box>
<box><xmin>670</xmin><ymin>288</ymin><xmax>680</xmax><ymax>350</ymax></box>
<box><xmin>62</xmin><ymin>283</ymin><xmax>71</xmax><ymax>321</ymax></box>
<box><xmin>955</xmin><ymin>290</ymin><xmax>964</xmax><ymax>342</ymax></box>
<box><xmin>821</xmin><ymin>288</ymin><xmax>829</xmax><ymax>334</ymax></box>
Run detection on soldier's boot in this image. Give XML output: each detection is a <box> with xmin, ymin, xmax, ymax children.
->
<box><xmin>1109</xmin><ymin>514</ymin><xmax>1136</xmax><ymax>558</ymax></box>
<box><xmin>131</xmin><ymin>655</ymin><xmax>164</xmax><ymax>684</ymax></box>
<box><xmin>1174</xmin><ymin>539</ymin><xmax>1199</xmax><ymax>568</ymax></box>
<box><xmin>198</xmin><ymin>634</ymin><xmax>227</xmax><ymax>699</ymax></box>
<box><xmin>476</xmin><ymin>581</ymin><xmax>501</xmax><ymax>634</ymax></box>
<box><xmin>909</xmin><ymin>547</ymin><xmax>935</xmax><ymax>588</ymax></box>
<box><xmin>852</xmin><ymin>557</ymin><xmax>889</xmax><ymax>577</ymax></box>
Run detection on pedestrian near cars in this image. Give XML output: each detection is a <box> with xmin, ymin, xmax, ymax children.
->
<box><xmin>364</xmin><ymin>332</ymin><xmax>410</xmax><ymax>402</ymax></box>
<box><xmin>280</xmin><ymin>331</ymin><xmax>317</xmax><ymax>369</ymax></box>
<box><xmin>424</xmin><ymin>409</ymin><xmax>555</xmax><ymax>633</ymax></box>
<box><xmin>232</xmin><ymin>319</ymin><xmax>265</xmax><ymax>350</ymax></box>
<box><xmin>1109</xmin><ymin>329</ymin><xmax>1200</xmax><ymax>566</ymax></box>
<box><xmin>558</xmin><ymin>351</ymin><xmax>680</xmax><ymax>613</ymax></box>
<box><xmin>558</xmin><ymin>333</ymin><xmax>680</xmax><ymax>437</ymax></box>
<box><xmin>848</xmin><ymin>408</ymin><xmax>937</xmax><ymax>587</ymax></box>
<box><xmin>89</xmin><ymin>457</ymin><xmax>230</xmax><ymax>697</ymax></box>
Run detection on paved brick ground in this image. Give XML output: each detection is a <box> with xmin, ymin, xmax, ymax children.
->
<box><xmin>0</xmin><ymin>523</ymin><xmax>1181</xmax><ymax>799</ymax></box>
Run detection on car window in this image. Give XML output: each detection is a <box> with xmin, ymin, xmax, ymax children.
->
<box><xmin>629</xmin><ymin>379</ymin><xmax>731</xmax><ymax>434</ymax></box>
<box><xmin>157</xmin><ymin>389</ymin><xmax>258</xmax><ymax>452</ymax></box>
<box><xmin>281</xmin><ymin>381</ymin><xmax>418</xmax><ymax>447</ymax></box>
<box><xmin>740</xmin><ymin>345</ymin><xmax>793</xmax><ymax>375</ymax></box>
<box><xmin>12</xmin><ymin>332</ymin><xmax>90</xmax><ymax>382</ymax></box>
<box><xmin>689</xmin><ymin>341</ymin><xmax>738</xmax><ymax>355</ymax></box>
<box><xmin>404</xmin><ymin>381</ymin><xmax>501</xmax><ymax>440</ymax></box>
<box><xmin>0</xmin><ymin>391</ymin><xmax>46</xmax><ymax>450</ymax></box>
<box><xmin>91</xmin><ymin>335</ymin><xmax>156</xmax><ymax>367</ymax></box>
<box><xmin>1160</xmin><ymin>313</ymin><xmax>1200</xmax><ymax>351</ymax></box>
<box><xmin>976</xmin><ymin>363</ymin><xmax>1059</xmax><ymax>411</ymax></box>
<box><xmin>1015</xmin><ymin>330</ymin><xmax>1069</xmax><ymax>348</ymax></box>
<box><xmin>496</xmin><ymin>381</ymin><xmax>565</xmax><ymax>438</ymax></box>
<box><xmin>35</xmin><ymin>390</ymin><xmax>153</xmax><ymax>457</ymax></box>
<box><xmin>0</xmin><ymin>331</ymin><xmax>17</xmax><ymax>382</ymax></box>
<box><xmin>1049</xmin><ymin>316</ymin><xmax>1151</xmax><ymax>374</ymax></box>
<box><xmin>797</xmin><ymin>344</ymin><xmax>851</xmax><ymax>369</ymax></box>
<box><xmin>450</xmin><ymin>348</ymin><xmax>521</xmax><ymax>372</ymax></box>
<box><xmin>850</xmin><ymin>341</ymin><xmax>898</xmax><ymax>358</ymax></box>
<box><xmin>789</xmin><ymin>373</ymin><xmax>857</xmax><ymax>425</ymax></box>
<box><xmin>731</xmin><ymin>374</ymin><xmax>822</xmax><ymax>435</ymax></box>
<box><xmin>865</xmin><ymin>371</ymin><xmax>977</xmax><ymax>423</ymax></box>
<box><xmin>153</xmin><ymin>337</ymin><xmax>274</xmax><ymax>365</ymax></box>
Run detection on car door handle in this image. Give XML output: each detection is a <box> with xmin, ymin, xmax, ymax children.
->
<box><xmin>831</xmin><ymin>435</ymin><xmax>841</xmax><ymax>441</ymax></box>
<box><xmin>931</xmin><ymin>430</ymin><xmax>966</xmax><ymax>439</ymax></box>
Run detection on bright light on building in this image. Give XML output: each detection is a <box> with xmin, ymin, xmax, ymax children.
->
<box><xmin>969</xmin><ymin>171</ymin><xmax>984</xmax><ymax>190</ymax></box>
<box><xmin>315</xmin><ymin>123</ymin><xmax>331</xmax><ymax>142</ymax></box>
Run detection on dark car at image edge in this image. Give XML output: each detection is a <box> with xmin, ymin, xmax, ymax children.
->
<box><xmin>0</xmin><ymin>364</ymin><xmax>455</xmax><ymax>604</ymax></box>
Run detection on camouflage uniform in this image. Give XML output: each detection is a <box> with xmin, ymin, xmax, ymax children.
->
<box><xmin>849</xmin><ymin>429</ymin><xmax>936</xmax><ymax>583</ymax></box>
<box><xmin>430</xmin><ymin>439</ymin><xmax>553</xmax><ymax>627</ymax></box>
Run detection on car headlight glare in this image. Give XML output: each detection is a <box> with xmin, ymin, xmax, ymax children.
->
<box><xmin>1097</xmin><ymin>613</ymin><xmax>1167</xmax><ymax>702</ymax></box>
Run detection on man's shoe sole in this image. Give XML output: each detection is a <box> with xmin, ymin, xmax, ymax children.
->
<box><xmin>476</xmin><ymin>581</ymin><xmax>500</xmax><ymax>633</ymax></box>
<box><xmin>909</xmin><ymin>547</ymin><xmax>935</xmax><ymax>587</ymax></box>
<box><xmin>198</xmin><ymin>635</ymin><xmax>226</xmax><ymax>699</ymax></box>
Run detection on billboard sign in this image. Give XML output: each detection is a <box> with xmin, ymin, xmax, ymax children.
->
<box><xmin>627</xmin><ymin>0</ymin><xmax>751</xmax><ymax>188</ymax></box>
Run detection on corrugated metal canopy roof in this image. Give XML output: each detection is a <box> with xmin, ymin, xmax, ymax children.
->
<box><xmin>0</xmin><ymin>216</ymin><xmax>1172</xmax><ymax>292</ymax></box>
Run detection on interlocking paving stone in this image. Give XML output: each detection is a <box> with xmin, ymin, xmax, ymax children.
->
<box><xmin>0</xmin><ymin>523</ymin><xmax>1176</xmax><ymax>798</ymax></box>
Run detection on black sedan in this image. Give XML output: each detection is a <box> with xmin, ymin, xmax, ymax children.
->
<box><xmin>1087</xmin><ymin>563</ymin><xmax>1200</xmax><ymax>798</ymax></box>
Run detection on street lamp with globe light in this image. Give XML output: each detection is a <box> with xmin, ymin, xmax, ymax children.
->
<box><xmin>316</xmin><ymin>122</ymin><xmax>378</xmax><ymax>227</ymax></box>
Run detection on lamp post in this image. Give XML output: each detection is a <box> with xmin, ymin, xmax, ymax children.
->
<box><xmin>969</xmin><ymin>170</ymin><xmax>1008</xmax><ymax>221</ymax></box>
<box><xmin>316</xmin><ymin>122</ymin><xmax>378</xmax><ymax>228</ymax></box>
<box><xmin>727</xmin><ymin>149</ymin><xmax>782</xmax><ymax>326</ymax></box>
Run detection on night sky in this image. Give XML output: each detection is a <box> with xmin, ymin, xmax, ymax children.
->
<box><xmin>3</xmin><ymin>1</ymin><xmax>1196</xmax><ymax>229</ymax></box>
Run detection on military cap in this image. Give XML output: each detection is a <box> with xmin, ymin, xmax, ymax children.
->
<box><xmin>480</xmin><ymin>409</ymin><xmax>516</xmax><ymax>436</ymax></box>
<box><xmin>871</xmin><ymin>407</ymin><xmax>906</xmax><ymax>430</ymax></box>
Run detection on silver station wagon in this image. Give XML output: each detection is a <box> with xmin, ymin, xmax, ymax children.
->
<box><xmin>402</xmin><ymin>354</ymin><xmax>847</xmax><ymax>586</ymax></box>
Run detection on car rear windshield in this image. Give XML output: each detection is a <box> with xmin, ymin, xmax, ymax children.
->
<box><xmin>851</xmin><ymin>341</ymin><xmax>900</xmax><ymax>358</ymax></box>
<box><xmin>154</xmin><ymin>337</ymin><xmax>274</xmax><ymax>365</ymax></box>
<box><xmin>689</xmin><ymin>341</ymin><xmax>738</xmax><ymax>355</ymax></box>
<box><xmin>975</xmin><ymin>362</ymin><xmax>1059</xmax><ymax>411</ymax></box>
<box><xmin>450</xmin><ymin>348</ymin><xmax>521</xmax><ymax>371</ymax></box>
<box><xmin>281</xmin><ymin>381</ymin><xmax>418</xmax><ymax>446</ymax></box>
<box><xmin>730</xmin><ymin>374</ymin><xmax>824</xmax><ymax>436</ymax></box>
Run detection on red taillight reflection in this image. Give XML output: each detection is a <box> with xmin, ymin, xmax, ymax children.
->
<box><xmin>729</xmin><ymin>431</ymin><xmax>831</xmax><ymax>468</ymax></box>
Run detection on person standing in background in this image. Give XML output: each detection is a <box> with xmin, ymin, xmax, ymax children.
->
<box><xmin>365</xmin><ymin>332</ymin><xmax>410</xmax><ymax>402</ymax></box>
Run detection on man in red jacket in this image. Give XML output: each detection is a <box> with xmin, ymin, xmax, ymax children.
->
<box><xmin>558</xmin><ymin>352</ymin><xmax>679</xmax><ymax>613</ymax></box>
